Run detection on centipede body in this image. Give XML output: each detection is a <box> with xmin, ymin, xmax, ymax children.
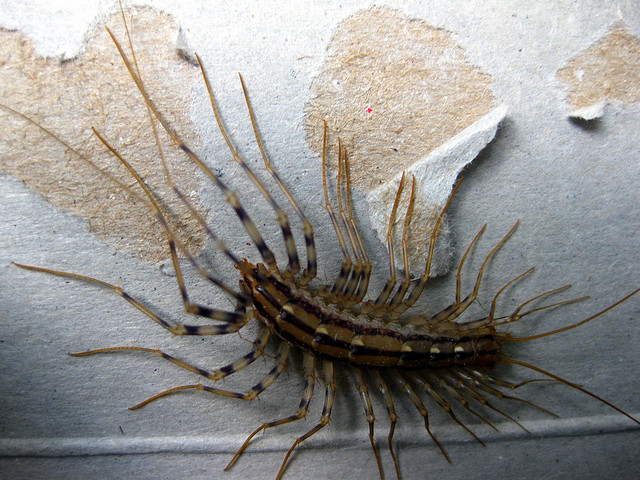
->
<box><xmin>1</xmin><ymin>3</ymin><xmax>640</xmax><ymax>480</ymax></box>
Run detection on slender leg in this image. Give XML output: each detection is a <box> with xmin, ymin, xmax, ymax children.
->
<box><xmin>371</xmin><ymin>370</ymin><xmax>401</xmax><ymax>480</ymax></box>
<box><xmin>3</xmin><ymin>104</ymin><xmax>252</xmax><ymax>327</ymax></box>
<box><xmin>320</xmin><ymin>130</ymin><xmax>354</xmax><ymax>301</ymax></box>
<box><xmin>276</xmin><ymin>361</ymin><xmax>335</xmax><ymax>480</ymax></box>
<box><xmin>239</xmin><ymin>74</ymin><xmax>317</xmax><ymax>285</ymax></box>
<box><xmin>200</xmin><ymin>70</ymin><xmax>302</xmax><ymax>279</ymax></box>
<box><xmin>421</xmin><ymin>224</ymin><xmax>487</xmax><ymax>325</ymax></box>
<box><xmin>395</xmin><ymin>180</ymin><xmax>463</xmax><ymax>311</ymax></box>
<box><xmin>387</xmin><ymin>176</ymin><xmax>416</xmax><ymax>316</ymax></box>
<box><xmin>106</xmin><ymin>27</ymin><xmax>280</xmax><ymax>272</ymax></box>
<box><xmin>336</xmin><ymin>145</ymin><xmax>367</xmax><ymax>303</ymax></box>
<box><xmin>128</xmin><ymin>341</ymin><xmax>290</xmax><ymax>410</ymax></box>
<box><xmin>408</xmin><ymin>371</ymin><xmax>484</xmax><ymax>446</ymax></box>
<box><xmin>351</xmin><ymin>368</ymin><xmax>383</xmax><ymax>479</ymax></box>
<box><xmin>13</xmin><ymin>263</ymin><xmax>249</xmax><ymax>335</ymax></box>
<box><xmin>427</xmin><ymin>370</ymin><xmax>498</xmax><ymax>432</ymax></box>
<box><xmin>443</xmin><ymin>369</ymin><xmax>529</xmax><ymax>432</ymax></box>
<box><xmin>70</xmin><ymin>327</ymin><xmax>270</xmax><ymax>383</ymax></box>
<box><xmin>457</xmin><ymin>367</ymin><xmax>558</xmax><ymax>417</ymax></box>
<box><xmin>361</xmin><ymin>173</ymin><xmax>406</xmax><ymax>316</ymax></box>
<box><xmin>225</xmin><ymin>353</ymin><xmax>316</xmax><ymax>471</ymax></box>
<box><xmin>427</xmin><ymin>222</ymin><xmax>520</xmax><ymax>324</ymax></box>
<box><xmin>343</xmin><ymin>150</ymin><xmax>372</xmax><ymax>303</ymax></box>
<box><xmin>391</xmin><ymin>371</ymin><xmax>450</xmax><ymax>462</ymax></box>
<box><xmin>91</xmin><ymin>127</ymin><xmax>254</xmax><ymax>319</ymax></box>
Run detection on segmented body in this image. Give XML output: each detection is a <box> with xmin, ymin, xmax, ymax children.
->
<box><xmin>242</xmin><ymin>260</ymin><xmax>501</xmax><ymax>369</ymax></box>
<box><xmin>3</xmin><ymin>5</ymin><xmax>639</xmax><ymax>480</ymax></box>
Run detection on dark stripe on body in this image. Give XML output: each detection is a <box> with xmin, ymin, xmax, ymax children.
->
<box><xmin>242</xmin><ymin>262</ymin><xmax>501</xmax><ymax>369</ymax></box>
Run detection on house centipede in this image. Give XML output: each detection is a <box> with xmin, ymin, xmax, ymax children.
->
<box><xmin>2</xmin><ymin>4</ymin><xmax>639</xmax><ymax>480</ymax></box>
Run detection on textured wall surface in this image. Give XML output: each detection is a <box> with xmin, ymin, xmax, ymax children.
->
<box><xmin>1</xmin><ymin>1</ymin><xmax>639</xmax><ymax>479</ymax></box>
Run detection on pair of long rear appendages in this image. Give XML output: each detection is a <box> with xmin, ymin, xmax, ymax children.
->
<box><xmin>5</xmin><ymin>5</ymin><xmax>639</xmax><ymax>480</ymax></box>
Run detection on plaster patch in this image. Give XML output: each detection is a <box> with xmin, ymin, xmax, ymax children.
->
<box><xmin>304</xmin><ymin>6</ymin><xmax>501</xmax><ymax>276</ymax></box>
<box><xmin>367</xmin><ymin>105</ymin><xmax>507</xmax><ymax>277</ymax></box>
<box><xmin>557</xmin><ymin>23</ymin><xmax>640</xmax><ymax>111</ymax></box>
<box><xmin>0</xmin><ymin>7</ymin><xmax>206</xmax><ymax>263</ymax></box>
<box><xmin>569</xmin><ymin>100</ymin><xmax>607</xmax><ymax>121</ymax></box>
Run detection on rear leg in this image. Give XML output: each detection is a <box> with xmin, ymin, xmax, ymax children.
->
<box><xmin>428</xmin><ymin>221</ymin><xmax>520</xmax><ymax>325</ymax></box>
<box><xmin>456</xmin><ymin>367</ymin><xmax>558</xmax><ymax>417</ymax></box>
<box><xmin>386</xmin><ymin>175</ymin><xmax>417</xmax><ymax>317</ymax></box>
<box><xmin>394</xmin><ymin>180</ymin><xmax>463</xmax><ymax>313</ymax></box>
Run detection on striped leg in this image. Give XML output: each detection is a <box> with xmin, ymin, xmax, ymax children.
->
<box><xmin>239</xmin><ymin>75</ymin><xmax>318</xmax><ymax>285</ymax></box>
<box><xmin>457</xmin><ymin>367</ymin><xmax>558</xmax><ymax>416</ymax></box>
<box><xmin>0</xmin><ymin>105</ymin><xmax>150</xmax><ymax>211</ymax></box>
<box><xmin>370</xmin><ymin>370</ymin><xmax>400</xmax><ymax>480</ymax></box>
<box><xmin>225</xmin><ymin>353</ymin><xmax>316</xmax><ymax>471</ymax></box>
<box><xmin>424</xmin><ymin>221</ymin><xmax>520</xmax><ymax>325</ymax></box>
<box><xmin>55</xmin><ymin>12</ymin><xmax>255</xmax><ymax>321</ymax></box>
<box><xmin>12</xmin><ymin>263</ymin><xmax>248</xmax><ymax>335</ymax></box>
<box><xmin>497</xmin><ymin>286</ymin><xmax>640</xmax><ymax>339</ymax></box>
<box><xmin>342</xmin><ymin>150</ymin><xmax>373</xmax><ymax>303</ymax></box>
<box><xmin>393</xmin><ymin>180</ymin><xmax>463</xmax><ymax>312</ymax></box>
<box><xmin>335</xmin><ymin>146</ymin><xmax>370</xmax><ymax>304</ymax></box>
<box><xmin>442</xmin><ymin>370</ymin><xmax>530</xmax><ymax>432</ymax></box>
<box><xmin>198</xmin><ymin>69</ymin><xmax>301</xmax><ymax>280</ymax></box>
<box><xmin>320</xmin><ymin>128</ymin><xmax>355</xmax><ymax>301</ymax></box>
<box><xmin>89</xmin><ymin>129</ymin><xmax>253</xmax><ymax>324</ymax></box>
<box><xmin>490</xmin><ymin>285</ymin><xmax>585</xmax><ymax>330</ymax></box>
<box><xmin>351</xmin><ymin>368</ymin><xmax>384</xmax><ymax>479</ymax></box>
<box><xmin>70</xmin><ymin>327</ymin><xmax>270</xmax><ymax>382</ymax></box>
<box><xmin>106</xmin><ymin>28</ymin><xmax>280</xmax><ymax>275</ymax></box>
<box><xmin>407</xmin><ymin>371</ymin><xmax>484</xmax><ymax>446</ymax></box>
<box><xmin>426</xmin><ymin>370</ymin><xmax>497</xmax><ymax>431</ymax></box>
<box><xmin>128</xmin><ymin>341</ymin><xmax>290</xmax><ymax>410</ymax></box>
<box><xmin>502</xmin><ymin>357</ymin><xmax>640</xmax><ymax>426</ymax></box>
<box><xmin>424</xmin><ymin>224</ymin><xmax>487</xmax><ymax>324</ymax></box>
<box><xmin>434</xmin><ymin>269</ymin><xmax>559</xmax><ymax>335</ymax></box>
<box><xmin>363</xmin><ymin>173</ymin><xmax>407</xmax><ymax>313</ymax></box>
<box><xmin>2</xmin><ymin>84</ymin><xmax>251</xmax><ymax>326</ymax></box>
<box><xmin>276</xmin><ymin>360</ymin><xmax>335</xmax><ymax>480</ymax></box>
<box><xmin>386</xmin><ymin>175</ymin><xmax>416</xmax><ymax>316</ymax></box>
<box><xmin>392</xmin><ymin>371</ymin><xmax>450</xmax><ymax>462</ymax></box>
<box><xmin>1</xmin><ymin>103</ymin><xmax>251</xmax><ymax>324</ymax></box>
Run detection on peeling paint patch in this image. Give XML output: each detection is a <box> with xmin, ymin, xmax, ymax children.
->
<box><xmin>367</xmin><ymin>105</ymin><xmax>507</xmax><ymax>277</ymax></box>
<box><xmin>304</xmin><ymin>6</ymin><xmax>500</xmax><ymax>276</ymax></box>
<box><xmin>557</xmin><ymin>23</ymin><xmax>640</xmax><ymax>111</ymax></box>
<box><xmin>305</xmin><ymin>6</ymin><xmax>497</xmax><ymax>192</ymax></box>
<box><xmin>0</xmin><ymin>7</ymin><xmax>206</xmax><ymax>263</ymax></box>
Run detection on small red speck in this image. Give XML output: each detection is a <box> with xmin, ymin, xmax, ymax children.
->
<box><xmin>246</xmin><ymin>242</ymin><xmax>251</xmax><ymax>246</ymax></box>
<box><xmin>366</xmin><ymin>107</ymin><xmax>373</xmax><ymax>113</ymax></box>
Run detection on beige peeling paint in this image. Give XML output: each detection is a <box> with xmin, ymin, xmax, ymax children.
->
<box><xmin>305</xmin><ymin>6</ymin><xmax>502</xmax><ymax>276</ymax></box>
<box><xmin>558</xmin><ymin>23</ymin><xmax>640</xmax><ymax>117</ymax></box>
<box><xmin>0</xmin><ymin>7</ymin><xmax>206</xmax><ymax>263</ymax></box>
